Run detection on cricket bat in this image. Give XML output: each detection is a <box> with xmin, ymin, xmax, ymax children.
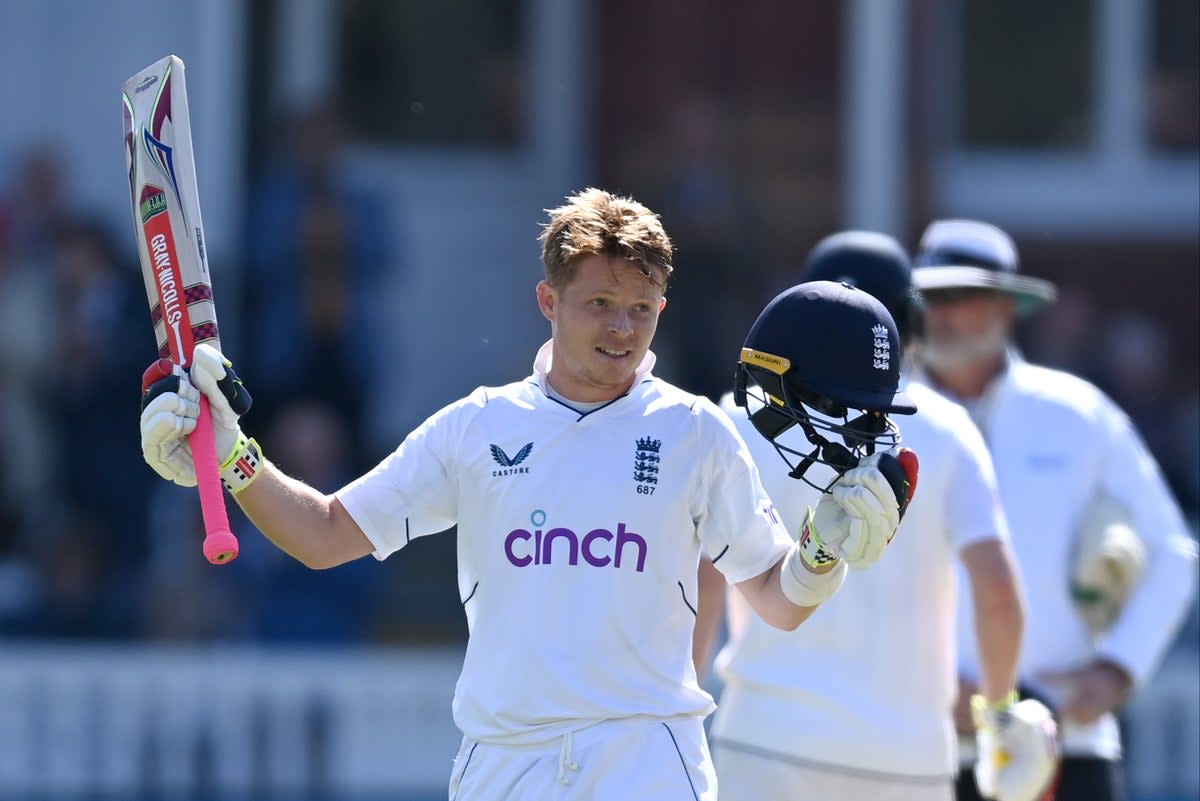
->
<box><xmin>123</xmin><ymin>55</ymin><xmax>238</xmax><ymax>564</ymax></box>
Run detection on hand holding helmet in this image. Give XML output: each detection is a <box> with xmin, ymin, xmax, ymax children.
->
<box><xmin>735</xmin><ymin>281</ymin><xmax>920</xmax><ymax>571</ymax></box>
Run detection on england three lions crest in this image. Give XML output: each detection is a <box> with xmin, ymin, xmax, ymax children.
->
<box><xmin>634</xmin><ymin>436</ymin><xmax>661</xmax><ymax>494</ymax></box>
<box><xmin>871</xmin><ymin>323</ymin><xmax>891</xmax><ymax>370</ymax></box>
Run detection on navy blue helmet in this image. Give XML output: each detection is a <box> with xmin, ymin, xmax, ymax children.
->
<box><xmin>735</xmin><ymin>280</ymin><xmax>916</xmax><ymax>489</ymax></box>
<box><xmin>801</xmin><ymin>230</ymin><xmax>924</xmax><ymax>344</ymax></box>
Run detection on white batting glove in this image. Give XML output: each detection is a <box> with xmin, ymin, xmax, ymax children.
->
<box><xmin>798</xmin><ymin>451</ymin><xmax>906</xmax><ymax>571</ymax></box>
<box><xmin>139</xmin><ymin>344</ymin><xmax>259</xmax><ymax>492</ymax></box>
<box><xmin>972</xmin><ymin>693</ymin><xmax>1060</xmax><ymax>801</ymax></box>
<box><xmin>141</xmin><ymin>364</ymin><xmax>205</xmax><ymax>486</ymax></box>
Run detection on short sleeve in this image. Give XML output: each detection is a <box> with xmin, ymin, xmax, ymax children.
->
<box><xmin>336</xmin><ymin>390</ymin><xmax>483</xmax><ymax>560</ymax></box>
<box><xmin>693</xmin><ymin>399</ymin><xmax>794</xmax><ymax>584</ymax></box>
<box><xmin>946</xmin><ymin>413</ymin><xmax>1009</xmax><ymax>552</ymax></box>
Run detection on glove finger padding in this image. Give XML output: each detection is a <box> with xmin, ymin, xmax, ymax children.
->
<box><xmin>141</xmin><ymin>388</ymin><xmax>200</xmax><ymax>443</ymax></box>
<box><xmin>138</xmin><ymin>346</ymin><xmax>247</xmax><ymax>488</ymax></box>
<box><xmin>140</xmin><ymin>375</ymin><xmax>201</xmax><ymax>487</ymax></box>
<box><xmin>805</xmin><ymin>457</ymin><xmax>905</xmax><ymax>571</ymax></box>
<box><xmin>832</xmin><ymin>480</ymin><xmax>899</xmax><ymax>531</ymax></box>
<box><xmin>828</xmin><ymin>487</ymin><xmax>888</xmax><ymax>566</ymax></box>
<box><xmin>187</xmin><ymin>344</ymin><xmax>251</xmax><ymax>430</ymax></box>
<box><xmin>139</xmin><ymin>383</ymin><xmax>199</xmax><ymax>484</ymax></box>
<box><xmin>802</xmin><ymin>448</ymin><xmax>915</xmax><ymax>571</ymax></box>
<box><xmin>831</xmin><ymin>466</ymin><xmax>901</xmax><ymax>534</ymax></box>
<box><xmin>855</xmin><ymin>448</ymin><xmax>917</xmax><ymax>517</ymax></box>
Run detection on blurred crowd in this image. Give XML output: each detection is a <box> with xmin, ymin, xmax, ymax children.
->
<box><xmin>0</xmin><ymin>100</ymin><xmax>1196</xmax><ymax>649</ymax></box>
<box><xmin>0</xmin><ymin>105</ymin><xmax>418</xmax><ymax>644</ymax></box>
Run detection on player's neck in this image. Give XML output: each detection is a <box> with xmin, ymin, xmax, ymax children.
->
<box><xmin>545</xmin><ymin>368</ymin><xmax>632</xmax><ymax>405</ymax></box>
<box><xmin>543</xmin><ymin>377</ymin><xmax>613</xmax><ymax>412</ymax></box>
<box><xmin>927</xmin><ymin>353</ymin><xmax>1006</xmax><ymax>400</ymax></box>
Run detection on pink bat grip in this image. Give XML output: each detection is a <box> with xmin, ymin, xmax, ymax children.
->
<box><xmin>190</xmin><ymin>396</ymin><xmax>239</xmax><ymax>563</ymax></box>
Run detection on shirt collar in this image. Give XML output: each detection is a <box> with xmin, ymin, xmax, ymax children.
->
<box><xmin>531</xmin><ymin>339</ymin><xmax>657</xmax><ymax>397</ymax></box>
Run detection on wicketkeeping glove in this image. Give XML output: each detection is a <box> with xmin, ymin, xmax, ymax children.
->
<box><xmin>139</xmin><ymin>343</ymin><xmax>262</xmax><ymax>493</ymax></box>
<box><xmin>798</xmin><ymin>448</ymin><xmax>918</xmax><ymax>571</ymax></box>
<box><xmin>972</xmin><ymin>692</ymin><xmax>1060</xmax><ymax>801</ymax></box>
<box><xmin>1070</xmin><ymin>490</ymin><xmax>1145</xmax><ymax>636</ymax></box>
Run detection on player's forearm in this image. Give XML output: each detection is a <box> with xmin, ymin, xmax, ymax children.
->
<box><xmin>693</xmin><ymin>559</ymin><xmax>726</xmax><ymax>680</ymax></box>
<box><xmin>972</xmin><ymin>565</ymin><xmax>1024</xmax><ymax>702</ymax></box>
<box><xmin>232</xmin><ymin>461</ymin><xmax>373</xmax><ymax>569</ymax></box>
<box><xmin>962</xmin><ymin>538</ymin><xmax>1024</xmax><ymax>702</ymax></box>
<box><xmin>975</xmin><ymin>596</ymin><xmax>1022</xmax><ymax>702</ymax></box>
<box><xmin>740</xmin><ymin>559</ymin><xmax>817</xmax><ymax>630</ymax></box>
<box><xmin>736</xmin><ymin>550</ymin><xmax>840</xmax><ymax>631</ymax></box>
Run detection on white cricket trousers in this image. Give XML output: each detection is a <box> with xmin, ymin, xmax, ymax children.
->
<box><xmin>447</xmin><ymin>716</ymin><xmax>716</xmax><ymax>800</ymax></box>
<box><xmin>713</xmin><ymin>742</ymin><xmax>954</xmax><ymax>801</ymax></box>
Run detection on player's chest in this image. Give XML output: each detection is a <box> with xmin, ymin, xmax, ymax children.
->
<box><xmin>466</xmin><ymin>418</ymin><xmax>691</xmax><ymax>508</ymax></box>
<box><xmin>988</xmin><ymin>403</ymin><xmax>1100</xmax><ymax>555</ymax></box>
<box><xmin>462</xmin><ymin>418</ymin><xmax>700</xmax><ymax>579</ymax></box>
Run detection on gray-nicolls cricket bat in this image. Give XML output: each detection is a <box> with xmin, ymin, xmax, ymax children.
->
<box><xmin>123</xmin><ymin>55</ymin><xmax>238</xmax><ymax>564</ymax></box>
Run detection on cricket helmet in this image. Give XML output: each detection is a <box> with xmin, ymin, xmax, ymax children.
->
<box><xmin>734</xmin><ymin>280</ymin><xmax>916</xmax><ymax>489</ymax></box>
<box><xmin>801</xmin><ymin>230</ymin><xmax>925</xmax><ymax>344</ymax></box>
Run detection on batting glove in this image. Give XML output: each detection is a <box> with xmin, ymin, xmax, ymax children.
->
<box><xmin>139</xmin><ymin>343</ymin><xmax>261</xmax><ymax>493</ymax></box>
<box><xmin>798</xmin><ymin>448</ymin><xmax>918</xmax><ymax>571</ymax></box>
<box><xmin>972</xmin><ymin>692</ymin><xmax>1061</xmax><ymax>801</ymax></box>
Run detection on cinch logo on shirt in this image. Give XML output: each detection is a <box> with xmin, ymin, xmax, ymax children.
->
<box><xmin>504</xmin><ymin>517</ymin><xmax>648</xmax><ymax>572</ymax></box>
<box><xmin>490</xmin><ymin>442</ymin><xmax>533</xmax><ymax>476</ymax></box>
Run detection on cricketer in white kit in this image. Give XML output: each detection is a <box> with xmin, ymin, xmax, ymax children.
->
<box><xmin>137</xmin><ymin>189</ymin><xmax>915</xmax><ymax>800</ymax></box>
<box><xmin>912</xmin><ymin>219</ymin><xmax>1198</xmax><ymax>801</ymax></box>
<box><xmin>708</xmin><ymin>383</ymin><xmax>1008</xmax><ymax>800</ymax></box>
<box><xmin>697</xmin><ymin>233</ymin><xmax>1052</xmax><ymax>801</ymax></box>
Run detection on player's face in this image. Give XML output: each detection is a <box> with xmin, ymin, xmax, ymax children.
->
<box><xmin>537</xmin><ymin>255</ymin><xmax>667</xmax><ymax>403</ymax></box>
<box><xmin>921</xmin><ymin>290</ymin><xmax>1015</xmax><ymax>373</ymax></box>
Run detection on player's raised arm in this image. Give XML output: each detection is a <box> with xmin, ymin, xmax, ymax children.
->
<box><xmin>140</xmin><ymin>344</ymin><xmax>375</xmax><ymax>568</ymax></box>
<box><xmin>233</xmin><ymin>471</ymin><xmax>374</xmax><ymax>569</ymax></box>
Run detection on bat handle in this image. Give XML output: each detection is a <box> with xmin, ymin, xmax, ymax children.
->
<box><xmin>190</xmin><ymin>396</ymin><xmax>239</xmax><ymax>564</ymax></box>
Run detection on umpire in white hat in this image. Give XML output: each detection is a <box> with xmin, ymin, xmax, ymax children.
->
<box><xmin>911</xmin><ymin>219</ymin><xmax>1197</xmax><ymax>801</ymax></box>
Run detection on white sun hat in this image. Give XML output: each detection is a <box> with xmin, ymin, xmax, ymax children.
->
<box><xmin>913</xmin><ymin>219</ymin><xmax>1057</xmax><ymax>317</ymax></box>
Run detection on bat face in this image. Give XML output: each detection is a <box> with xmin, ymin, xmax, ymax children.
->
<box><xmin>123</xmin><ymin>55</ymin><xmax>219</xmax><ymax>366</ymax></box>
<box><xmin>124</xmin><ymin>55</ymin><xmax>240</xmax><ymax>565</ymax></box>
<box><xmin>139</xmin><ymin>183</ymin><xmax>193</xmax><ymax>361</ymax></box>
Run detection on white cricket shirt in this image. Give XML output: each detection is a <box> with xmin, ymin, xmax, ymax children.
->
<box><xmin>336</xmin><ymin>342</ymin><xmax>793</xmax><ymax>745</ymax></box>
<box><xmin>711</xmin><ymin>380</ymin><xmax>1007</xmax><ymax>779</ymax></box>
<box><xmin>933</xmin><ymin>356</ymin><xmax>1199</xmax><ymax>760</ymax></box>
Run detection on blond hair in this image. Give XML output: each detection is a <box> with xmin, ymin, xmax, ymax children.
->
<box><xmin>539</xmin><ymin>188</ymin><xmax>674</xmax><ymax>289</ymax></box>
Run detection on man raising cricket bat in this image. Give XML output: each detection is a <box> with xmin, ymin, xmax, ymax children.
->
<box><xmin>138</xmin><ymin>174</ymin><xmax>920</xmax><ymax>796</ymax></box>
